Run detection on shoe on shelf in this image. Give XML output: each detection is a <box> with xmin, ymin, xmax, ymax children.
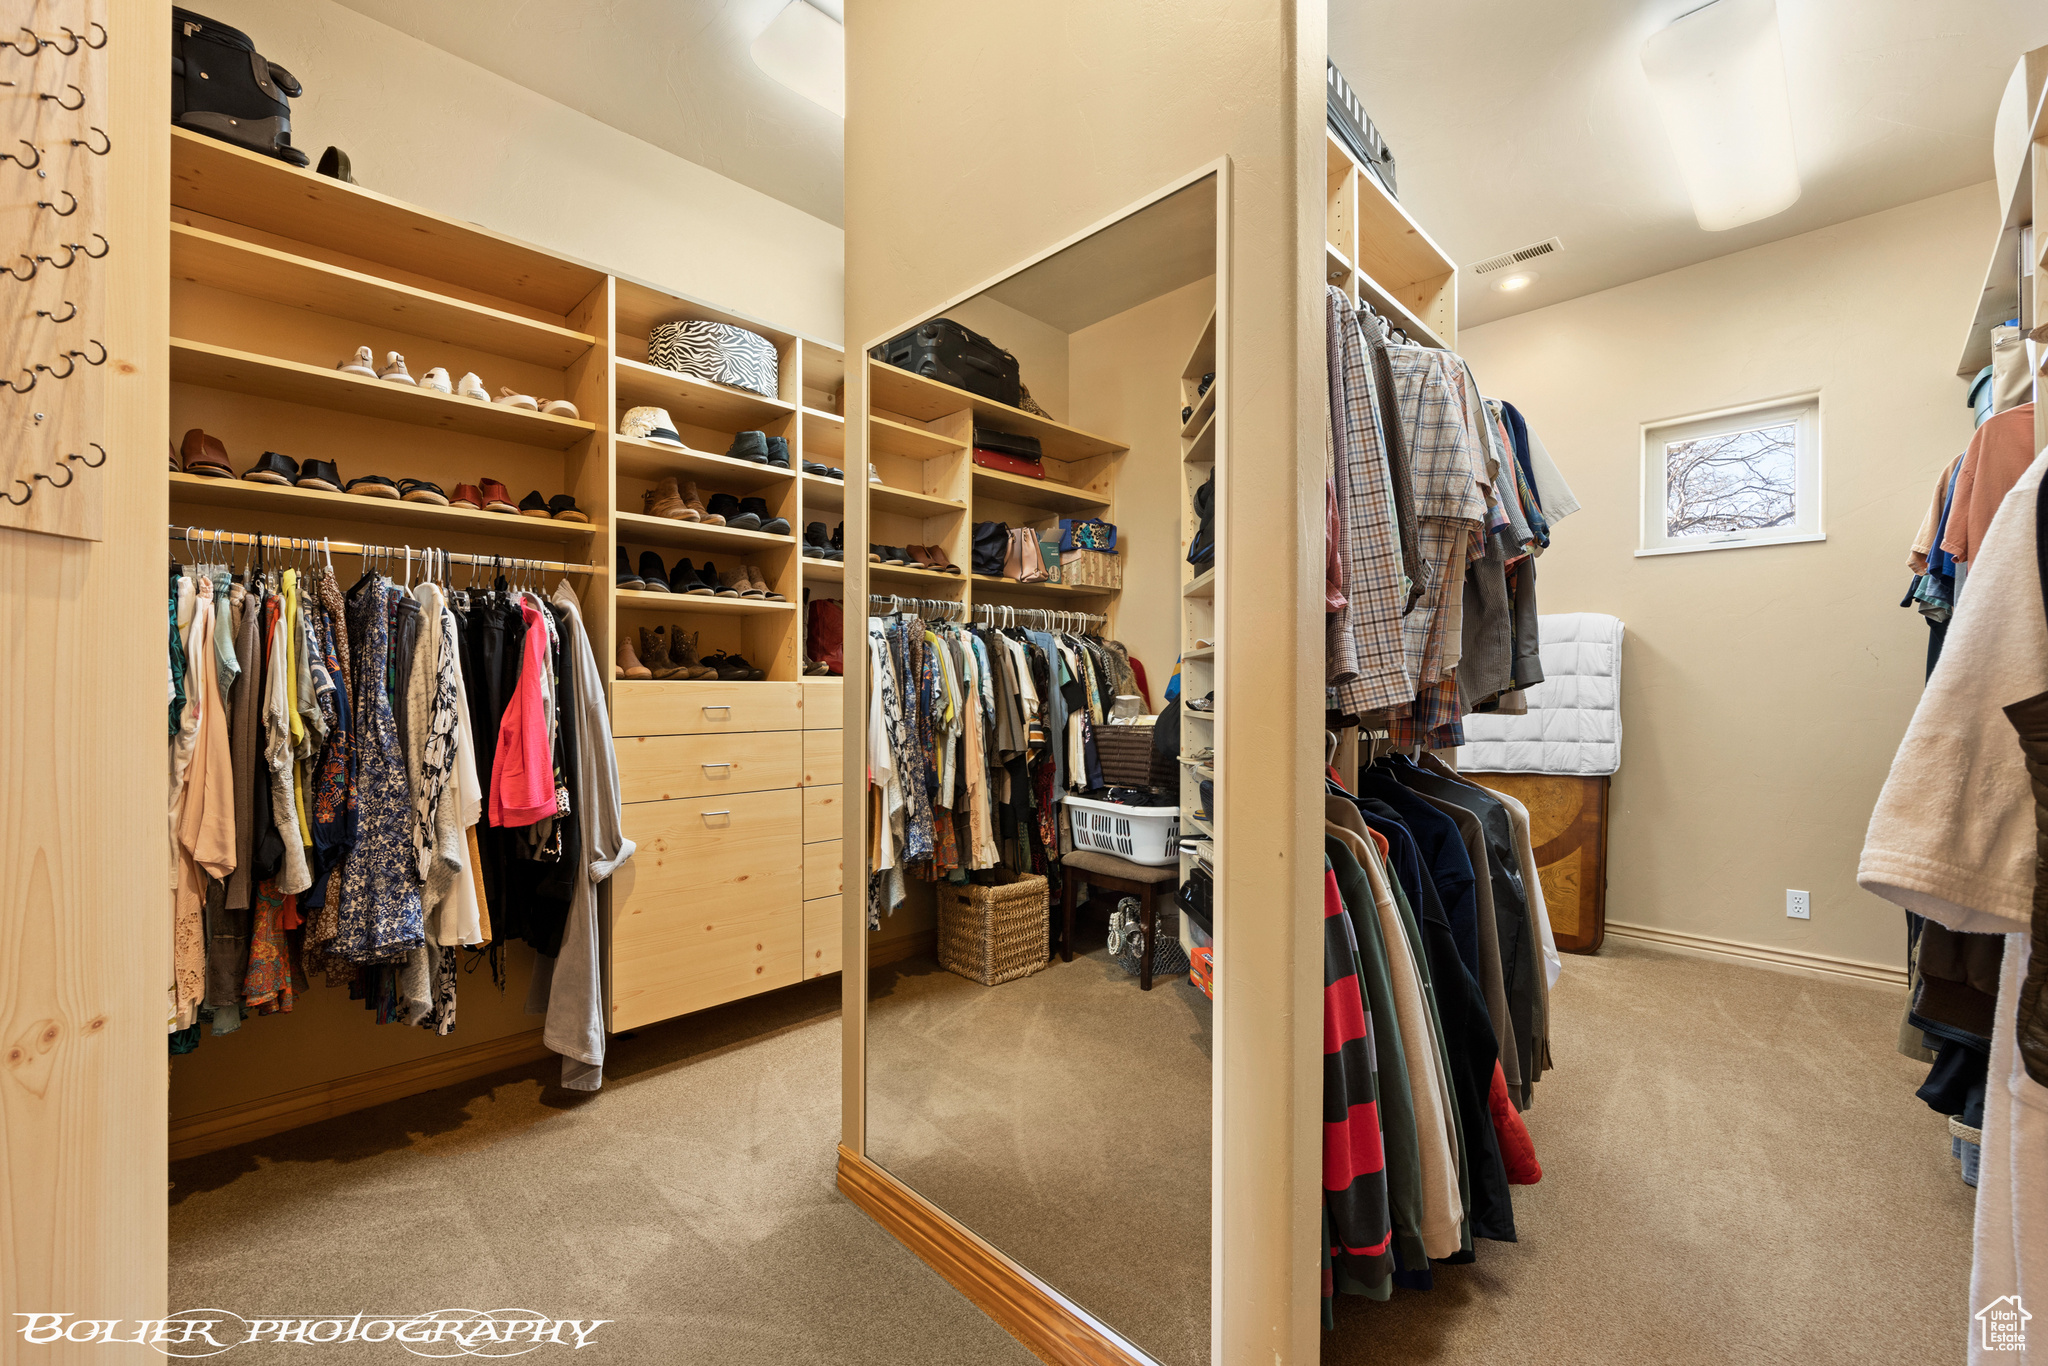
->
<box><xmin>418</xmin><ymin>366</ymin><xmax>453</xmax><ymax>394</ymax></box>
<box><xmin>740</xmin><ymin>496</ymin><xmax>789</xmax><ymax>535</ymax></box>
<box><xmin>702</xmin><ymin>561</ymin><xmax>740</xmax><ymax>598</ymax></box>
<box><xmin>803</xmin><ymin>657</ymin><xmax>830</xmax><ymax>676</ymax></box>
<box><xmin>518</xmin><ymin>489</ymin><xmax>551</xmax><ymax>518</ymax></box>
<box><xmin>640</xmin><ymin>627</ymin><xmax>685</xmax><ymax>680</ymax></box>
<box><xmin>448</xmin><ymin>482</ymin><xmax>484</xmax><ymax>510</ymax></box>
<box><xmin>869</xmin><ymin>463</ymin><xmax>882</xmax><ymax>483</ymax></box>
<box><xmin>728</xmin><ymin>653</ymin><xmax>766</xmax><ymax>681</ymax></box>
<box><xmin>295</xmin><ymin>459</ymin><xmax>343</xmax><ymax>493</ymax></box>
<box><xmin>1187</xmin><ymin>692</ymin><xmax>1215</xmax><ymax>713</ymax></box>
<box><xmin>1193</xmin><ymin>637</ymin><xmax>1214</xmax><ymax>649</ymax></box>
<box><xmin>683</xmin><ymin>481</ymin><xmax>723</xmax><ymax>525</ymax></box>
<box><xmin>635</xmin><ymin>551</ymin><xmax>673</xmax><ymax>592</ymax></box>
<box><xmin>803</xmin><ymin>521</ymin><xmax>833</xmax><ymax>559</ymax></box>
<box><xmin>645</xmin><ymin>475</ymin><xmax>698</xmax><ymax>522</ymax></box>
<box><xmin>764</xmin><ymin>436</ymin><xmax>791</xmax><ymax>468</ymax></box>
<box><xmin>825</xmin><ymin>465</ymin><xmax>845</xmax><ymax>480</ymax></box>
<box><xmin>548</xmin><ymin>494</ymin><xmax>587</xmax><ymax>523</ymax></box>
<box><xmin>243</xmin><ymin>451</ymin><xmax>298</xmax><ymax>486</ymax></box>
<box><xmin>670</xmin><ymin>629</ymin><xmax>717</xmax><ymax>680</ymax></box>
<box><xmin>496</xmin><ymin>386</ymin><xmax>539</xmax><ymax>410</ymax></box>
<box><xmin>316</xmin><ymin>145</ymin><xmax>356</xmax><ymax>183</ymax></box>
<box><xmin>708</xmin><ymin>493</ymin><xmax>759</xmax><ymax>531</ymax></box>
<box><xmin>400</xmin><ymin>479</ymin><xmax>450</xmax><ymax>506</ymax></box>
<box><xmin>726</xmin><ymin>431</ymin><xmax>770</xmax><ymax>464</ymax></box>
<box><xmin>747</xmin><ymin>565</ymin><xmax>786</xmax><ymax>601</ymax></box>
<box><xmin>378</xmin><ymin>352</ymin><xmax>417</xmax><ymax>385</ymax></box>
<box><xmin>615</xmin><ymin>633</ymin><xmax>653</xmax><ymax>680</ymax></box>
<box><xmin>875</xmin><ymin>546</ymin><xmax>911</xmax><ymax>566</ymax></box>
<box><xmin>456</xmin><ymin>372</ymin><xmax>489</xmax><ymax>402</ymax></box>
<box><xmin>621</xmin><ymin>405</ymin><xmax>685</xmax><ymax>448</ymax></box>
<box><xmin>831</xmin><ymin>522</ymin><xmax>844</xmax><ymax>559</ymax></box>
<box><xmin>337</xmin><ymin>346</ymin><xmax>377</xmax><ymax>379</ymax></box>
<box><xmin>801</xmin><ymin>460</ymin><xmax>832</xmax><ymax>477</ymax></box>
<box><xmin>478</xmin><ymin>479</ymin><xmax>517</xmax><ymax>513</ymax></box>
<box><xmin>904</xmin><ymin>545</ymin><xmax>939</xmax><ymax>570</ymax></box>
<box><xmin>348</xmin><ymin>474</ymin><xmax>402</xmax><ymax>500</ymax></box>
<box><xmin>1184</xmin><ymin>745</ymin><xmax>1214</xmax><ymax>762</ymax></box>
<box><xmin>540</xmin><ymin>398</ymin><xmax>579</xmax><ymax>419</ymax></box>
<box><xmin>615</xmin><ymin>546</ymin><xmax>645</xmax><ymax>590</ymax></box>
<box><xmin>668</xmin><ymin>557</ymin><xmax>702</xmax><ymax>594</ymax></box>
<box><xmin>689</xmin><ymin>561</ymin><xmax>722</xmax><ymax>596</ymax></box>
<box><xmin>703</xmin><ymin>651</ymin><xmax>764</xmax><ymax>681</ymax></box>
<box><xmin>922</xmin><ymin>544</ymin><xmax>963</xmax><ymax>574</ymax></box>
<box><xmin>179</xmin><ymin>429</ymin><xmax>233</xmax><ymax>479</ymax></box>
<box><xmin>722</xmin><ymin>564</ymin><xmax>764</xmax><ymax>597</ymax></box>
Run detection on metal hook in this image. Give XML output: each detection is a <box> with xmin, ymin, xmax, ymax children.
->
<box><xmin>68</xmin><ymin>126</ymin><xmax>109</xmax><ymax>157</ymax></box>
<box><xmin>4</xmin><ymin>369</ymin><xmax>33</xmax><ymax>393</ymax></box>
<box><xmin>72</xmin><ymin>339</ymin><xmax>106</xmax><ymax>365</ymax></box>
<box><xmin>35</xmin><ymin>462</ymin><xmax>74</xmax><ymax>489</ymax></box>
<box><xmin>4</xmin><ymin>28</ymin><xmax>38</xmax><ymax>57</ymax></box>
<box><xmin>41</xmin><ymin>27</ymin><xmax>79</xmax><ymax>55</ymax></box>
<box><xmin>2</xmin><ymin>480</ymin><xmax>28</xmax><ymax>505</ymax></box>
<box><xmin>3</xmin><ymin>255</ymin><xmax>34</xmax><ymax>282</ymax></box>
<box><xmin>1</xmin><ymin>140</ymin><xmax>39</xmax><ymax>170</ymax></box>
<box><xmin>76</xmin><ymin>233</ymin><xmax>108</xmax><ymax>259</ymax></box>
<box><xmin>37</xmin><ymin>190</ymin><xmax>77</xmax><ymax>218</ymax></box>
<box><xmin>66</xmin><ymin>442</ymin><xmax>106</xmax><ymax>468</ymax></box>
<box><xmin>39</xmin><ymin>83</ymin><xmax>83</xmax><ymax>110</ymax></box>
<box><xmin>35</xmin><ymin>300</ymin><xmax>76</xmax><ymax>323</ymax></box>
<box><xmin>35</xmin><ymin>243</ymin><xmax>76</xmax><ymax>270</ymax></box>
<box><xmin>35</xmin><ymin>352</ymin><xmax>74</xmax><ymax>380</ymax></box>
<box><xmin>75</xmin><ymin>23</ymin><xmax>106</xmax><ymax>51</ymax></box>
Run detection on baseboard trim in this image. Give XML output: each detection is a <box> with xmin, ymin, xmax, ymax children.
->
<box><xmin>835</xmin><ymin>1146</ymin><xmax>1152</xmax><ymax>1366</ymax></box>
<box><xmin>169</xmin><ymin>1029</ymin><xmax>552</xmax><ymax>1161</ymax></box>
<box><xmin>1606</xmin><ymin>920</ymin><xmax>1907</xmax><ymax>988</ymax></box>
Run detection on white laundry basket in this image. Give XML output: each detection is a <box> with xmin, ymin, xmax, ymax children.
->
<box><xmin>1063</xmin><ymin>795</ymin><xmax>1180</xmax><ymax>866</ymax></box>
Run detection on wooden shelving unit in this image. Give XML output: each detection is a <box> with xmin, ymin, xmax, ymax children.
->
<box><xmin>1952</xmin><ymin>65</ymin><xmax>2046</xmax><ymax>456</ymax></box>
<box><xmin>1323</xmin><ymin>128</ymin><xmax>1457</xmax><ymax>350</ymax></box>
<box><xmin>1178</xmin><ymin>306</ymin><xmax>1221</xmax><ymax>935</ymax></box>
<box><xmin>614</xmin><ymin>356</ymin><xmax>797</xmax><ymax>431</ymax></box>
<box><xmin>613</xmin><ymin>509</ymin><xmax>797</xmax><ymax>555</ymax></box>
<box><xmin>168</xmin><ymin>472</ymin><xmax>598</xmax><ymax>544</ymax></box>
<box><xmin>615</xmin><ymin>587</ymin><xmax>793</xmax><ymax>616</ymax></box>
<box><xmin>612</xmin><ymin>433</ymin><xmax>796</xmax><ymax>486</ymax></box>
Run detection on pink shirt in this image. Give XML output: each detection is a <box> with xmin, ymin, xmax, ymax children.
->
<box><xmin>490</xmin><ymin>600</ymin><xmax>558</xmax><ymax>827</ymax></box>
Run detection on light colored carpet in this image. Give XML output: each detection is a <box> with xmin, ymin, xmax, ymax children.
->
<box><xmin>170</xmin><ymin>937</ymin><xmax>1976</xmax><ymax>1366</ymax></box>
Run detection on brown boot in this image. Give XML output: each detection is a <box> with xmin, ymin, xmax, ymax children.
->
<box><xmin>616</xmin><ymin>632</ymin><xmax>653</xmax><ymax>680</ymax></box>
<box><xmin>721</xmin><ymin>565</ymin><xmax>763</xmax><ymax>597</ymax></box>
<box><xmin>671</xmin><ymin>629</ymin><xmax>717</xmax><ymax>680</ymax></box>
<box><xmin>683</xmin><ymin>481</ymin><xmax>724</xmax><ymax>526</ymax></box>
<box><xmin>747</xmin><ymin>565</ymin><xmax>787</xmax><ymax>601</ymax></box>
<box><xmin>645</xmin><ymin>475</ymin><xmax>697</xmax><ymax>521</ymax></box>
<box><xmin>641</xmin><ymin>626</ymin><xmax>685</xmax><ymax>679</ymax></box>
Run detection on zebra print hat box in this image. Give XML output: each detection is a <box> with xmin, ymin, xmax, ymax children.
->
<box><xmin>647</xmin><ymin>320</ymin><xmax>780</xmax><ymax>400</ymax></box>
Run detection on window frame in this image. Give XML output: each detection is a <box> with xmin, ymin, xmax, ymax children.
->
<box><xmin>1636</xmin><ymin>392</ymin><xmax>1824</xmax><ymax>557</ymax></box>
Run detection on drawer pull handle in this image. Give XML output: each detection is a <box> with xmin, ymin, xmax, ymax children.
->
<box><xmin>702</xmin><ymin>762</ymin><xmax>732</xmax><ymax>773</ymax></box>
<box><xmin>703</xmin><ymin>705</ymin><xmax>732</xmax><ymax>718</ymax></box>
<box><xmin>702</xmin><ymin>809</ymin><xmax>732</xmax><ymax>820</ymax></box>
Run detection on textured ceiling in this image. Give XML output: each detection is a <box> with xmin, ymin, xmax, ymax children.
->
<box><xmin>1333</xmin><ymin>0</ymin><xmax>2048</xmax><ymax>327</ymax></box>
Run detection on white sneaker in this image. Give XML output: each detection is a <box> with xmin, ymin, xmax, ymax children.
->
<box><xmin>456</xmin><ymin>372</ymin><xmax>488</xmax><ymax>402</ymax></box>
<box><xmin>539</xmin><ymin>398</ymin><xmax>579</xmax><ymax>419</ymax></box>
<box><xmin>378</xmin><ymin>351</ymin><xmax>416</xmax><ymax>385</ymax></box>
<box><xmin>869</xmin><ymin>463</ymin><xmax>882</xmax><ymax>483</ymax></box>
<box><xmin>495</xmin><ymin>386</ymin><xmax>538</xmax><ymax>411</ymax></box>
<box><xmin>418</xmin><ymin>366</ymin><xmax>453</xmax><ymax>394</ymax></box>
<box><xmin>337</xmin><ymin>345</ymin><xmax>376</xmax><ymax>378</ymax></box>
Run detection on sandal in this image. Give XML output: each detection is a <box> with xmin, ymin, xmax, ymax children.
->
<box><xmin>494</xmin><ymin>386</ymin><xmax>539</xmax><ymax>411</ymax></box>
<box><xmin>399</xmin><ymin>478</ymin><xmax>450</xmax><ymax>506</ymax></box>
<box><xmin>540</xmin><ymin>398</ymin><xmax>580</xmax><ymax>419</ymax></box>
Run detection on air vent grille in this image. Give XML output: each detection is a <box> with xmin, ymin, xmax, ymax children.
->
<box><xmin>1471</xmin><ymin>237</ymin><xmax>1563</xmax><ymax>275</ymax></box>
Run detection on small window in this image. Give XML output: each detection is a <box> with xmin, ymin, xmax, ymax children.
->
<box><xmin>1639</xmin><ymin>396</ymin><xmax>1822</xmax><ymax>555</ymax></box>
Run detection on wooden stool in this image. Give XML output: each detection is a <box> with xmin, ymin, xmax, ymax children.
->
<box><xmin>1060</xmin><ymin>850</ymin><xmax>1178</xmax><ymax>990</ymax></box>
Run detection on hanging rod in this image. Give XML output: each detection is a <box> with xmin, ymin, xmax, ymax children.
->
<box><xmin>867</xmin><ymin>592</ymin><xmax>967</xmax><ymax>620</ymax></box>
<box><xmin>971</xmin><ymin>602</ymin><xmax>1106</xmax><ymax>629</ymax></box>
<box><xmin>170</xmin><ymin>525</ymin><xmax>596</xmax><ymax>577</ymax></box>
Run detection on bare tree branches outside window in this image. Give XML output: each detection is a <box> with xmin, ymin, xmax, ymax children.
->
<box><xmin>1664</xmin><ymin>422</ymin><xmax>1796</xmax><ymax>539</ymax></box>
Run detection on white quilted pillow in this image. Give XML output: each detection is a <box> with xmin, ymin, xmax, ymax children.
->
<box><xmin>1456</xmin><ymin>613</ymin><xmax>1624</xmax><ymax>775</ymax></box>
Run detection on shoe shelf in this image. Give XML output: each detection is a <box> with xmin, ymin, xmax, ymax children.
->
<box><xmin>170</xmin><ymin>339</ymin><xmax>597</xmax><ymax>450</ymax></box>
<box><xmin>870</xmin><ymin>561</ymin><xmax>968</xmax><ymax>589</ymax></box>
<box><xmin>1183</xmin><ymin>567</ymin><xmax>1216</xmax><ymax>599</ymax></box>
<box><xmin>171</xmin><ymin>223</ymin><xmax>600</xmax><ymax>369</ymax></box>
<box><xmin>168</xmin><ymin>472</ymin><xmax>599</xmax><ymax>544</ymax></box>
<box><xmin>614</xmin><ymin>509</ymin><xmax>796</xmax><ymax>555</ymax></box>
<box><xmin>614</xmin><ymin>434</ymin><xmax>795</xmax><ymax>487</ymax></box>
<box><xmin>1179</xmin><ymin>385</ymin><xmax>1216</xmax><ymax>442</ymax></box>
<box><xmin>970</xmin><ymin>465</ymin><xmax>1111</xmax><ymax>515</ymax></box>
<box><xmin>801</xmin><ymin>472</ymin><xmax>848</xmax><ymax>509</ymax></box>
<box><xmin>969</xmin><ymin>574</ymin><xmax>1116</xmax><ymax>601</ymax></box>
<box><xmin>867</xmin><ymin>359</ymin><xmax>1123</xmax><ymax>463</ymax></box>
<box><xmin>803</xmin><ymin>557</ymin><xmax>846</xmax><ymax>583</ymax></box>
<box><xmin>1183</xmin><ymin>411</ymin><xmax>1217</xmax><ymax>465</ymax></box>
<box><xmin>1182</xmin><ymin>646</ymin><xmax>1215</xmax><ymax>663</ymax></box>
<box><xmin>1325</xmin><ymin>127</ymin><xmax>1455</xmax><ymax>349</ymax></box>
<box><xmin>615</xmin><ymin>356</ymin><xmax>796</xmax><ymax>432</ymax></box>
<box><xmin>171</xmin><ymin>128</ymin><xmax>605</xmax><ymax>317</ymax></box>
<box><xmin>868</xmin><ymin>413</ymin><xmax>962</xmax><ymax>461</ymax></box>
<box><xmin>869</xmin><ymin>480</ymin><xmax>966</xmax><ymax>520</ymax></box>
<box><xmin>614</xmin><ymin>587</ymin><xmax>794</xmax><ymax>616</ymax></box>
<box><xmin>802</xmin><ymin>409</ymin><xmax>846</xmax><ymax>460</ymax></box>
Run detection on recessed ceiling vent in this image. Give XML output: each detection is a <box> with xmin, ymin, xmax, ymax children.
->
<box><xmin>1470</xmin><ymin>237</ymin><xmax>1564</xmax><ymax>275</ymax></box>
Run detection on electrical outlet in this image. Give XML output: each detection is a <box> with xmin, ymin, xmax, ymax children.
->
<box><xmin>1786</xmin><ymin>889</ymin><xmax>1810</xmax><ymax>920</ymax></box>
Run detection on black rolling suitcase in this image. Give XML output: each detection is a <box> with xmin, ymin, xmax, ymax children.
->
<box><xmin>870</xmin><ymin>318</ymin><xmax>1022</xmax><ymax>408</ymax></box>
<box><xmin>173</xmin><ymin>9</ymin><xmax>310</xmax><ymax>166</ymax></box>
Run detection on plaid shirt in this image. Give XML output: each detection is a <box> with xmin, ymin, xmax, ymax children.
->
<box><xmin>1328</xmin><ymin>287</ymin><xmax>1415</xmax><ymax>716</ymax></box>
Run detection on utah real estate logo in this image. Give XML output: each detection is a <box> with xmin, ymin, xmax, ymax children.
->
<box><xmin>1977</xmin><ymin>1295</ymin><xmax>2031</xmax><ymax>1353</ymax></box>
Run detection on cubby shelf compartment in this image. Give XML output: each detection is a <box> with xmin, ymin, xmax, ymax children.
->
<box><xmin>803</xmin><ymin>409</ymin><xmax>846</xmax><ymax>459</ymax></box>
<box><xmin>171</xmin><ymin>127</ymin><xmax>604</xmax><ymax>315</ymax></box>
<box><xmin>1180</xmin><ymin>386</ymin><xmax>1216</xmax><ymax>441</ymax></box>
<box><xmin>1183</xmin><ymin>568</ymin><xmax>1216</xmax><ymax>599</ymax></box>
<box><xmin>807</xmin><ymin>473</ymin><xmax>965</xmax><ymax>519</ymax></box>
<box><xmin>615</xmin><ymin>356</ymin><xmax>796</xmax><ymax>432</ymax></box>
<box><xmin>168</xmin><ymin>472</ymin><xmax>599</xmax><ymax>544</ymax></box>
<box><xmin>1184</xmin><ymin>412</ymin><xmax>1217</xmax><ymax>464</ymax></box>
<box><xmin>803</xmin><ymin>557</ymin><xmax>846</xmax><ymax>583</ymax></box>
<box><xmin>971</xmin><ymin>467</ymin><xmax>1112</xmax><ymax>515</ymax></box>
<box><xmin>869</xmin><ymin>414</ymin><xmax>961</xmax><ymax>461</ymax></box>
<box><xmin>613</xmin><ymin>434</ymin><xmax>795</xmax><ymax>487</ymax></box>
<box><xmin>170</xmin><ymin>339</ymin><xmax>597</xmax><ymax>449</ymax></box>
<box><xmin>614</xmin><ymin>510</ymin><xmax>795</xmax><ymax>555</ymax></box>
<box><xmin>1183</xmin><ymin>646</ymin><xmax>1215</xmax><ymax>663</ymax></box>
<box><xmin>868</xmin><ymin>359</ymin><xmax>1125</xmax><ymax>462</ymax></box>
<box><xmin>970</xmin><ymin>574</ymin><xmax>1117</xmax><ymax>600</ymax></box>
<box><xmin>170</xmin><ymin>223</ymin><xmax>598</xmax><ymax>368</ymax></box>
<box><xmin>870</xmin><ymin>561</ymin><xmax>968</xmax><ymax>588</ymax></box>
<box><xmin>614</xmin><ymin>588</ymin><xmax>793</xmax><ymax>616</ymax></box>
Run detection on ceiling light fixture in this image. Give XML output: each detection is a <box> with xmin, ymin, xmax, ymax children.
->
<box><xmin>1640</xmin><ymin>0</ymin><xmax>1801</xmax><ymax>232</ymax></box>
<box><xmin>752</xmin><ymin>0</ymin><xmax>844</xmax><ymax>119</ymax></box>
<box><xmin>1493</xmin><ymin>272</ymin><xmax>1538</xmax><ymax>293</ymax></box>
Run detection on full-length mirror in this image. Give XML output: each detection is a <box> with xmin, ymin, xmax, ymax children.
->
<box><xmin>858</xmin><ymin>175</ymin><xmax>1222</xmax><ymax>1365</ymax></box>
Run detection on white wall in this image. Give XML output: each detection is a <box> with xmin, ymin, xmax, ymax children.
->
<box><xmin>1457</xmin><ymin>182</ymin><xmax>1999</xmax><ymax>971</ymax></box>
<box><xmin>205</xmin><ymin>0</ymin><xmax>844</xmax><ymax>342</ymax></box>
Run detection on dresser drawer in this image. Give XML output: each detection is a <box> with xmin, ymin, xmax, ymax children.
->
<box><xmin>615</xmin><ymin>789</ymin><xmax>803</xmax><ymax>910</ymax></box>
<box><xmin>804</xmin><ymin>839</ymin><xmax>844</xmax><ymax>900</ymax></box>
<box><xmin>804</xmin><ymin>894</ymin><xmax>841</xmax><ymax>979</ymax></box>
<box><xmin>612</xmin><ymin>680</ymin><xmax>802</xmax><ymax>737</ymax></box>
<box><xmin>803</xmin><ymin>678</ymin><xmax>846</xmax><ymax>730</ymax></box>
<box><xmin>802</xmin><ymin>728</ymin><xmax>844</xmax><ymax>787</ymax></box>
<box><xmin>803</xmin><ymin>783</ymin><xmax>844</xmax><ymax>843</ymax></box>
<box><xmin>616</xmin><ymin>731</ymin><xmax>803</xmax><ymax>804</ymax></box>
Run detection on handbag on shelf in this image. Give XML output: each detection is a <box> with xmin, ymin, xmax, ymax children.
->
<box><xmin>1007</xmin><ymin>528</ymin><xmax>1048</xmax><ymax>582</ymax></box>
<box><xmin>1059</xmin><ymin>517</ymin><xmax>1118</xmax><ymax>553</ymax></box>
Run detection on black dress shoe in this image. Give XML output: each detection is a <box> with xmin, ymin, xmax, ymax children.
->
<box><xmin>636</xmin><ymin>550</ymin><xmax>673</xmax><ymax>591</ymax></box>
<box><xmin>726</xmin><ymin>431</ymin><xmax>770</xmax><ymax>464</ymax></box>
<box><xmin>296</xmin><ymin>459</ymin><xmax>342</xmax><ymax>493</ymax></box>
<box><xmin>244</xmin><ymin>451</ymin><xmax>298</xmax><ymax>485</ymax></box>
<box><xmin>801</xmin><ymin>460</ymin><xmax>832</xmax><ymax>476</ymax></box>
<box><xmin>615</xmin><ymin>545</ymin><xmax>645</xmax><ymax>590</ymax></box>
<box><xmin>708</xmin><ymin>493</ymin><xmax>760</xmax><ymax>530</ymax></box>
<box><xmin>741</xmin><ymin>496</ymin><xmax>789</xmax><ymax>535</ymax></box>
<box><xmin>803</xmin><ymin>521</ymin><xmax>833</xmax><ymax>558</ymax></box>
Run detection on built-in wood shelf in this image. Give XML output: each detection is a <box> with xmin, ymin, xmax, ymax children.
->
<box><xmin>970</xmin><ymin>574</ymin><xmax>1117</xmax><ymax>600</ymax></box>
<box><xmin>613</xmin><ymin>434</ymin><xmax>795</xmax><ymax>487</ymax></box>
<box><xmin>614</xmin><ymin>509</ymin><xmax>795</xmax><ymax>556</ymax></box>
<box><xmin>868</xmin><ymin>359</ymin><xmax>1125</xmax><ymax>462</ymax></box>
<box><xmin>168</xmin><ymin>471</ymin><xmax>599</xmax><ymax>543</ymax></box>
<box><xmin>868</xmin><ymin>413</ymin><xmax>961</xmax><ymax>461</ymax></box>
<box><xmin>615</xmin><ymin>356</ymin><xmax>795</xmax><ymax>433</ymax></box>
<box><xmin>615</xmin><ymin>587</ymin><xmax>794</xmax><ymax>616</ymax></box>
<box><xmin>970</xmin><ymin>466</ymin><xmax>1112</xmax><ymax>514</ymax></box>
<box><xmin>1184</xmin><ymin>568</ymin><xmax>1216</xmax><ymax>599</ymax></box>
<box><xmin>1183</xmin><ymin>412</ymin><xmax>1216</xmax><ymax>464</ymax></box>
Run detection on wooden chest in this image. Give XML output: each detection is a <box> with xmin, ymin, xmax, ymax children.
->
<box><xmin>1464</xmin><ymin>772</ymin><xmax>1609</xmax><ymax>954</ymax></box>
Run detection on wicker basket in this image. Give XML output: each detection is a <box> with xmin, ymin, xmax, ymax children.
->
<box><xmin>937</xmin><ymin>874</ymin><xmax>1049</xmax><ymax>986</ymax></box>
